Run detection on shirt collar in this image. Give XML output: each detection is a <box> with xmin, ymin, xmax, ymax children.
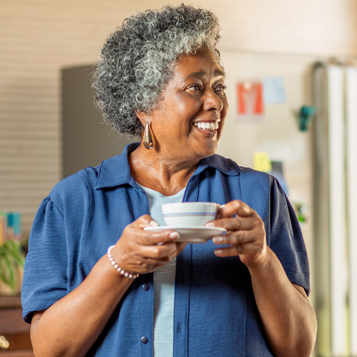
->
<box><xmin>195</xmin><ymin>155</ymin><xmax>240</xmax><ymax>177</ymax></box>
<box><xmin>95</xmin><ymin>142</ymin><xmax>239</xmax><ymax>190</ymax></box>
<box><xmin>95</xmin><ymin>143</ymin><xmax>139</xmax><ymax>189</ymax></box>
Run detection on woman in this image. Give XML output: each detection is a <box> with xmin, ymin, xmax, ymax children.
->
<box><xmin>22</xmin><ymin>4</ymin><xmax>317</xmax><ymax>357</ymax></box>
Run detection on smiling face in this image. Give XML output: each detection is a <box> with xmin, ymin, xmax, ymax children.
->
<box><xmin>141</xmin><ymin>47</ymin><xmax>229</xmax><ymax>164</ymax></box>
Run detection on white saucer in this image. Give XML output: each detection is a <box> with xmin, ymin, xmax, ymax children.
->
<box><xmin>144</xmin><ymin>226</ymin><xmax>226</xmax><ymax>243</ymax></box>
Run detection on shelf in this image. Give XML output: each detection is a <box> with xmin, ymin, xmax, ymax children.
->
<box><xmin>0</xmin><ymin>295</ymin><xmax>33</xmax><ymax>355</ymax></box>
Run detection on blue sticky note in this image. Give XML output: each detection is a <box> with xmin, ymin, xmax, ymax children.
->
<box><xmin>263</xmin><ymin>77</ymin><xmax>286</xmax><ymax>104</ymax></box>
<box><xmin>7</xmin><ymin>212</ymin><xmax>21</xmax><ymax>235</ymax></box>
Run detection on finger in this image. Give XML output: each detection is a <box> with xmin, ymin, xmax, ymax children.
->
<box><xmin>214</xmin><ymin>242</ymin><xmax>263</xmax><ymax>257</ymax></box>
<box><xmin>151</xmin><ymin>243</ymin><xmax>187</xmax><ymax>267</ymax></box>
<box><xmin>117</xmin><ymin>242</ymin><xmax>187</xmax><ymax>274</ymax></box>
<box><xmin>214</xmin><ymin>245</ymin><xmax>243</xmax><ymax>257</ymax></box>
<box><xmin>134</xmin><ymin>214</ymin><xmax>159</xmax><ymax>229</ymax></box>
<box><xmin>140</xmin><ymin>241</ymin><xmax>187</xmax><ymax>262</ymax></box>
<box><xmin>155</xmin><ymin>242</ymin><xmax>187</xmax><ymax>263</ymax></box>
<box><xmin>169</xmin><ymin>242</ymin><xmax>187</xmax><ymax>259</ymax></box>
<box><xmin>142</xmin><ymin>244</ymin><xmax>186</xmax><ymax>268</ymax></box>
<box><xmin>121</xmin><ymin>249</ymin><xmax>174</xmax><ymax>273</ymax></box>
<box><xmin>137</xmin><ymin>229</ymin><xmax>180</xmax><ymax>246</ymax></box>
<box><xmin>141</xmin><ymin>241</ymin><xmax>179</xmax><ymax>259</ymax></box>
<box><xmin>212</xmin><ymin>230</ymin><xmax>251</xmax><ymax>246</ymax></box>
<box><xmin>124</xmin><ymin>220</ymin><xmax>180</xmax><ymax>246</ymax></box>
<box><xmin>209</xmin><ymin>216</ymin><xmax>256</xmax><ymax>232</ymax></box>
<box><xmin>217</xmin><ymin>200</ymin><xmax>254</xmax><ymax>219</ymax></box>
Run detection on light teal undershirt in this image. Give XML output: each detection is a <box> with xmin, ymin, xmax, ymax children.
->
<box><xmin>137</xmin><ymin>184</ymin><xmax>185</xmax><ymax>357</ymax></box>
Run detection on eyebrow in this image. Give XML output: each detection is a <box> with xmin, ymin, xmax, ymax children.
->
<box><xmin>185</xmin><ymin>69</ymin><xmax>226</xmax><ymax>80</ymax></box>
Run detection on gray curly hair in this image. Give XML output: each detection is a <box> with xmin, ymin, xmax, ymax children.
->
<box><xmin>92</xmin><ymin>4</ymin><xmax>221</xmax><ymax>137</ymax></box>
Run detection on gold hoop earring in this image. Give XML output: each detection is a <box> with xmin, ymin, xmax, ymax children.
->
<box><xmin>143</xmin><ymin>122</ymin><xmax>155</xmax><ymax>150</ymax></box>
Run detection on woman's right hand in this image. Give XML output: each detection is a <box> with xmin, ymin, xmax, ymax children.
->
<box><xmin>111</xmin><ymin>215</ymin><xmax>186</xmax><ymax>275</ymax></box>
<box><xmin>30</xmin><ymin>214</ymin><xmax>180</xmax><ymax>357</ymax></box>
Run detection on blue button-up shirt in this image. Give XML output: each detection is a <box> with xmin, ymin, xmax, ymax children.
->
<box><xmin>22</xmin><ymin>143</ymin><xmax>310</xmax><ymax>357</ymax></box>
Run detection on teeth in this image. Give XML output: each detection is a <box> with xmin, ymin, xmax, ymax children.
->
<box><xmin>193</xmin><ymin>122</ymin><xmax>219</xmax><ymax>130</ymax></box>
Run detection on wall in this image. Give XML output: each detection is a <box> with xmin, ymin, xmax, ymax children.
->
<box><xmin>217</xmin><ymin>51</ymin><xmax>317</xmax><ymax>266</ymax></box>
<box><xmin>1</xmin><ymin>2</ymin><xmax>357</xmax><ymax>356</ymax></box>
<box><xmin>0</xmin><ymin>0</ymin><xmax>356</xmax><ymax>235</ymax></box>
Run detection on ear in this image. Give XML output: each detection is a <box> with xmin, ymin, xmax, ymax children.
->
<box><xmin>135</xmin><ymin>109</ymin><xmax>151</xmax><ymax>127</ymax></box>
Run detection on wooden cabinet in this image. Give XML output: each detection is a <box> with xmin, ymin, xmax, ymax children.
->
<box><xmin>0</xmin><ymin>296</ymin><xmax>33</xmax><ymax>356</ymax></box>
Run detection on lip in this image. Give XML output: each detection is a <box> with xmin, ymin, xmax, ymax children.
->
<box><xmin>192</xmin><ymin>119</ymin><xmax>221</xmax><ymax>124</ymax></box>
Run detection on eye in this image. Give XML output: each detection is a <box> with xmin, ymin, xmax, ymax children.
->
<box><xmin>187</xmin><ymin>84</ymin><xmax>202</xmax><ymax>92</ymax></box>
<box><xmin>215</xmin><ymin>84</ymin><xmax>227</xmax><ymax>94</ymax></box>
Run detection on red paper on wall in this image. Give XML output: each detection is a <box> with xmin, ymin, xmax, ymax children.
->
<box><xmin>236</xmin><ymin>81</ymin><xmax>265</xmax><ymax>122</ymax></box>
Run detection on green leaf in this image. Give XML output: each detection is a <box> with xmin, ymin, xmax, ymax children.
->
<box><xmin>0</xmin><ymin>252</ymin><xmax>9</xmax><ymax>285</ymax></box>
<box><xmin>0</xmin><ymin>240</ymin><xmax>25</xmax><ymax>292</ymax></box>
<box><xmin>0</xmin><ymin>253</ymin><xmax>15</xmax><ymax>290</ymax></box>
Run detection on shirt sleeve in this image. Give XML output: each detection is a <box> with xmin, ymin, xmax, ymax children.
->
<box><xmin>268</xmin><ymin>176</ymin><xmax>310</xmax><ymax>295</ymax></box>
<box><xmin>21</xmin><ymin>196</ymin><xmax>68</xmax><ymax>323</ymax></box>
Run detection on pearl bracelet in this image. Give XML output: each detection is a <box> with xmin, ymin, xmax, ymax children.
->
<box><xmin>107</xmin><ymin>245</ymin><xmax>139</xmax><ymax>279</ymax></box>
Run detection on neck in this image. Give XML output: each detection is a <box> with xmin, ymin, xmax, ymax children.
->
<box><xmin>129</xmin><ymin>143</ymin><xmax>200</xmax><ymax>196</ymax></box>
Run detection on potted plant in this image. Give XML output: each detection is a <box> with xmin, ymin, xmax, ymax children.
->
<box><xmin>0</xmin><ymin>240</ymin><xmax>26</xmax><ymax>295</ymax></box>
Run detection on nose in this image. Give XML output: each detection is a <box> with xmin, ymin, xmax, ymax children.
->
<box><xmin>203</xmin><ymin>88</ymin><xmax>224</xmax><ymax>113</ymax></box>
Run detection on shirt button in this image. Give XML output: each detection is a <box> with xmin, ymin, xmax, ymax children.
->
<box><xmin>141</xmin><ymin>284</ymin><xmax>150</xmax><ymax>291</ymax></box>
<box><xmin>140</xmin><ymin>336</ymin><xmax>148</xmax><ymax>344</ymax></box>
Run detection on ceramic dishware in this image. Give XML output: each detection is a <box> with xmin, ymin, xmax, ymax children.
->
<box><xmin>161</xmin><ymin>202</ymin><xmax>218</xmax><ymax>227</ymax></box>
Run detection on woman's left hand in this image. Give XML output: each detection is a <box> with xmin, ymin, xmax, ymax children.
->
<box><xmin>208</xmin><ymin>200</ymin><xmax>268</xmax><ymax>268</ymax></box>
<box><xmin>209</xmin><ymin>200</ymin><xmax>317</xmax><ymax>357</ymax></box>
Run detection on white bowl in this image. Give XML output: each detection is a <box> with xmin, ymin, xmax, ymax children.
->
<box><xmin>161</xmin><ymin>202</ymin><xmax>218</xmax><ymax>227</ymax></box>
